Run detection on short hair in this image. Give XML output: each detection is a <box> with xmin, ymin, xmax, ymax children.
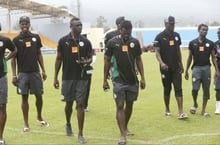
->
<box><xmin>198</xmin><ymin>24</ymin><xmax>208</xmax><ymax>31</ymax></box>
<box><xmin>70</xmin><ymin>17</ymin><xmax>80</xmax><ymax>27</ymax></box>
<box><xmin>120</xmin><ymin>20</ymin><xmax>132</xmax><ymax>30</ymax></box>
<box><xmin>19</xmin><ymin>16</ymin><xmax>30</xmax><ymax>24</ymax></box>
<box><xmin>164</xmin><ymin>16</ymin><xmax>175</xmax><ymax>24</ymax></box>
<box><xmin>217</xmin><ymin>28</ymin><xmax>220</xmax><ymax>34</ymax></box>
<box><xmin>115</xmin><ymin>16</ymin><xmax>125</xmax><ymax>25</ymax></box>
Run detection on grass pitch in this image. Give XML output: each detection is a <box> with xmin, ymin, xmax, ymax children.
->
<box><xmin>4</xmin><ymin>51</ymin><xmax>220</xmax><ymax>145</ymax></box>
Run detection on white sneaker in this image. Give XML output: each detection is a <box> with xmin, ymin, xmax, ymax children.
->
<box><xmin>215</xmin><ymin>101</ymin><xmax>220</xmax><ymax>114</ymax></box>
<box><xmin>84</xmin><ymin>108</ymin><xmax>89</xmax><ymax>112</ymax></box>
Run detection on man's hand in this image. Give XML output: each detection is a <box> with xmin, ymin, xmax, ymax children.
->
<box><xmin>12</xmin><ymin>76</ymin><xmax>17</xmax><ymax>86</ymax></box>
<box><xmin>185</xmin><ymin>71</ymin><xmax>189</xmax><ymax>80</ymax></box>
<box><xmin>140</xmin><ymin>79</ymin><xmax>145</xmax><ymax>90</ymax></box>
<box><xmin>54</xmin><ymin>79</ymin><xmax>59</xmax><ymax>89</ymax></box>
<box><xmin>160</xmin><ymin>63</ymin><xmax>168</xmax><ymax>71</ymax></box>
<box><xmin>103</xmin><ymin>80</ymin><xmax>110</xmax><ymax>92</ymax></box>
<box><xmin>42</xmin><ymin>72</ymin><xmax>47</xmax><ymax>81</ymax></box>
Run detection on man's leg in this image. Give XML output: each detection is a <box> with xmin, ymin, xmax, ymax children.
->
<box><xmin>125</xmin><ymin>101</ymin><xmax>134</xmax><ymax>136</ymax></box>
<box><xmin>76</xmin><ymin>101</ymin><xmax>84</xmax><ymax>137</ymax></box>
<box><xmin>22</xmin><ymin>95</ymin><xmax>29</xmax><ymax>130</ymax></box>
<box><xmin>65</xmin><ymin>101</ymin><xmax>73</xmax><ymax>136</ymax></box>
<box><xmin>0</xmin><ymin>104</ymin><xmax>6</xmax><ymax>140</ymax></box>
<box><xmin>84</xmin><ymin>75</ymin><xmax>92</xmax><ymax>111</ymax></box>
<box><xmin>35</xmin><ymin>95</ymin><xmax>43</xmax><ymax>121</ymax></box>
<box><xmin>115</xmin><ymin>100</ymin><xmax>126</xmax><ymax>143</ymax></box>
<box><xmin>176</xmin><ymin>97</ymin><xmax>183</xmax><ymax>114</ymax></box>
<box><xmin>162</xmin><ymin>72</ymin><xmax>171</xmax><ymax>115</ymax></box>
<box><xmin>201</xmin><ymin>66</ymin><xmax>211</xmax><ymax>116</ymax></box>
<box><xmin>215</xmin><ymin>90</ymin><xmax>220</xmax><ymax>114</ymax></box>
<box><xmin>35</xmin><ymin>95</ymin><xmax>49</xmax><ymax>127</ymax></box>
<box><xmin>216</xmin><ymin>90</ymin><xmax>220</xmax><ymax>101</ymax></box>
<box><xmin>201</xmin><ymin>98</ymin><xmax>208</xmax><ymax>116</ymax></box>
<box><xmin>164</xmin><ymin>95</ymin><xmax>171</xmax><ymax>114</ymax></box>
<box><xmin>192</xmin><ymin>90</ymin><xmax>198</xmax><ymax>108</ymax></box>
<box><xmin>65</xmin><ymin>101</ymin><xmax>73</xmax><ymax>125</ymax></box>
<box><xmin>76</xmin><ymin>101</ymin><xmax>87</xmax><ymax>144</ymax></box>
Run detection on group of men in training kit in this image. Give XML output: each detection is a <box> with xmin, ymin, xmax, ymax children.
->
<box><xmin>0</xmin><ymin>14</ymin><xmax>220</xmax><ymax>145</ymax></box>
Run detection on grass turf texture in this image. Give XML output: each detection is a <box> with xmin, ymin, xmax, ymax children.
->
<box><xmin>4</xmin><ymin>51</ymin><xmax>220</xmax><ymax>145</ymax></box>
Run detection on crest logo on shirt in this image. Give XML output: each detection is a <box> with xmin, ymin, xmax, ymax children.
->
<box><xmin>0</xmin><ymin>41</ymin><xmax>3</xmax><ymax>47</ymax></box>
<box><xmin>32</xmin><ymin>37</ymin><xmax>37</xmax><ymax>42</ymax></box>
<box><xmin>115</xmin><ymin>43</ymin><xmax>120</xmax><ymax>47</ymax></box>
<box><xmin>130</xmin><ymin>42</ymin><xmax>134</xmax><ymax>48</ymax></box>
<box><xmin>79</xmin><ymin>41</ymin><xmax>84</xmax><ymax>47</ymax></box>
<box><xmin>175</xmin><ymin>36</ymin><xmax>179</xmax><ymax>41</ymax></box>
<box><xmin>205</xmin><ymin>43</ymin><xmax>210</xmax><ymax>47</ymax></box>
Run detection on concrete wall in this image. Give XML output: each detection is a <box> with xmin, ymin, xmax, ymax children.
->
<box><xmin>35</xmin><ymin>23</ymin><xmax>104</xmax><ymax>49</ymax></box>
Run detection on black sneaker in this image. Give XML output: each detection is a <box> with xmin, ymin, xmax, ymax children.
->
<box><xmin>65</xmin><ymin>124</ymin><xmax>73</xmax><ymax>136</ymax></box>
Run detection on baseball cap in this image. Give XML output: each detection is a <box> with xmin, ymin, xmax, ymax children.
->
<box><xmin>19</xmin><ymin>16</ymin><xmax>30</xmax><ymax>24</ymax></box>
<box><xmin>164</xmin><ymin>16</ymin><xmax>175</xmax><ymax>24</ymax></box>
<box><xmin>116</xmin><ymin>16</ymin><xmax>125</xmax><ymax>25</ymax></box>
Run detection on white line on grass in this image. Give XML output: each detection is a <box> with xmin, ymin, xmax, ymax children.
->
<box><xmin>7</xmin><ymin>127</ymin><xmax>150</xmax><ymax>144</ymax></box>
<box><xmin>160</xmin><ymin>132</ymin><xmax>220</xmax><ymax>143</ymax></box>
<box><xmin>10</xmin><ymin>127</ymin><xmax>220</xmax><ymax>144</ymax></box>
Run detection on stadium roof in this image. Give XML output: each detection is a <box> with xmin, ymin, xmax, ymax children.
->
<box><xmin>0</xmin><ymin>0</ymin><xmax>75</xmax><ymax>17</ymax></box>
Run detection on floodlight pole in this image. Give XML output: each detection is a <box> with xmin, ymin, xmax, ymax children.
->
<box><xmin>76</xmin><ymin>0</ymin><xmax>80</xmax><ymax>18</ymax></box>
<box><xmin>7</xmin><ymin>9</ymin><xmax>11</xmax><ymax>33</ymax></box>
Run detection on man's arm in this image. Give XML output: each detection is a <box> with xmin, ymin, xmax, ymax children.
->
<box><xmin>177</xmin><ymin>46</ymin><xmax>184</xmax><ymax>73</ymax></box>
<box><xmin>54</xmin><ymin>51</ymin><xmax>62</xmax><ymax>89</ymax></box>
<box><xmin>155</xmin><ymin>47</ymin><xmax>168</xmax><ymax>71</ymax></box>
<box><xmin>211</xmin><ymin>49</ymin><xmax>220</xmax><ymax>78</ymax></box>
<box><xmin>184</xmin><ymin>51</ymin><xmax>193</xmax><ymax>80</ymax></box>
<box><xmin>103</xmin><ymin>55</ymin><xmax>111</xmax><ymax>90</ymax></box>
<box><xmin>136</xmin><ymin>55</ymin><xmax>146</xmax><ymax>89</ymax></box>
<box><xmin>37</xmin><ymin>49</ymin><xmax>47</xmax><ymax>81</ymax></box>
<box><xmin>11</xmin><ymin>55</ymin><xmax>17</xmax><ymax>86</ymax></box>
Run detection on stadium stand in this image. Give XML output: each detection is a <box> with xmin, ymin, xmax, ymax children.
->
<box><xmin>0</xmin><ymin>0</ymin><xmax>74</xmax><ymax>17</ymax></box>
<box><xmin>0</xmin><ymin>31</ymin><xmax>57</xmax><ymax>49</ymax></box>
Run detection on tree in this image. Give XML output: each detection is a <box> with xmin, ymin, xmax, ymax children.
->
<box><xmin>134</xmin><ymin>20</ymin><xmax>145</xmax><ymax>28</ymax></box>
<box><xmin>210</xmin><ymin>21</ymin><xmax>220</xmax><ymax>26</ymax></box>
<box><xmin>96</xmin><ymin>16</ymin><xmax>107</xmax><ymax>28</ymax></box>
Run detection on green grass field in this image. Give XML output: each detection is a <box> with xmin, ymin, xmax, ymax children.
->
<box><xmin>4</xmin><ymin>51</ymin><xmax>220</xmax><ymax>145</ymax></box>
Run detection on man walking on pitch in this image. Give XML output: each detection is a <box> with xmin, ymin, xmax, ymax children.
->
<box><xmin>103</xmin><ymin>20</ymin><xmax>145</xmax><ymax>145</ymax></box>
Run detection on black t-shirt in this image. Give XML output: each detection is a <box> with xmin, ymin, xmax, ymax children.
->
<box><xmin>13</xmin><ymin>32</ymin><xmax>42</xmax><ymax>72</ymax></box>
<box><xmin>104</xmin><ymin>30</ymin><xmax>119</xmax><ymax>46</ymax></box>
<box><xmin>189</xmin><ymin>38</ymin><xmax>215</xmax><ymax>67</ymax></box>
<box><xmin>105</xmin><ymin>35</ymin><xmax>142</xmax><ymax>85</ymax></box>
<box><xmin>0</xmin><ymin>35</ymin><xmax>15</xmax><ymax>77</ymax></box>
<box><xmin>154</xmin><ymin>30</ymin><xmax>182</xmax><ymax>69</ymax></box>
<box><xmin>58</xmin><ymin>33</ymin><xmax>92</xmax><ymax>80</ymax></box>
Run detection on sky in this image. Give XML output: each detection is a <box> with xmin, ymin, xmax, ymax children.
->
<box><xmin>0</xmin><ymin>0</ymin><xmax>219</xmax><ymax>28</ymax></box>
<box><xmin>32</xmin><ymin>0</ymin><xmax>220</xmax><ymax>27</ymax></box>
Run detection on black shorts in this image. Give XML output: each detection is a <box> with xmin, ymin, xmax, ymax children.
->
<box><xmin>17</xmin><ymin>72</ymin><xmax>43</xmax><ymax>95</ymax></box>
<box><xmin>0</xmin><ymin>75</ymin><xmax>7</xmax><ymax>104</ymax></box>
<box><xmin>61</xmin><ymin>80</ymin><xmax>88</xmax><ymax>102</ymax></box>
<box><xmin>160</xmin><ymin>68</ymin><xmax>182</xmax><ymax>97</ymax></box>
<box><xmin>113</xmin><ymin>81</ymin><xmax>139</xmax><ymax>102</ymax></box>
<box><xmin>192</xmin><ymin>65</ymin><xmax>211</xmax><ymax>99</ymax></box>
